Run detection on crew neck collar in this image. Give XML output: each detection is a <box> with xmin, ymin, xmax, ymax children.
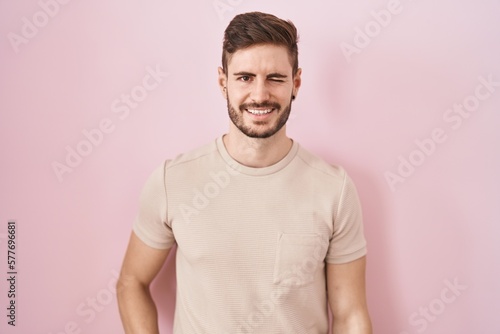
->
<box><xmin>215</xmin><ymin>136</ymin><xmax>299</xmax><ymax>176</ymax></box>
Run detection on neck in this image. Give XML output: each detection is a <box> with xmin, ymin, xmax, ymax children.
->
<box><xmin>222</xmin><ymin>125</ymin><xmax>292</xmax><ymax>168</ymax></box>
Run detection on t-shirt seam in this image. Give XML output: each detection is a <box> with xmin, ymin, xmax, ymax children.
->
<box><xmin>325</xmin><ymin>245</ymin><xmax>367</xmax><ymax>263</ymax></box>
<box><xmin>334</xmin><ymin>170</ymin><xmax>348</xmax><ymax>221</ymax></box>
<box><xmin>216</xmin><ymin>136</ymin><xmax>300</xmax><ymax>177</ymax></box>
<box><xmin>296</xmin><ymin>150</ymin><xmax>345</xmax><ymax>181</ymax></box>
<box><xmin>166</xmin><ymin>144</ymin><xmax>218</xmax><ymax>170</ymax></box>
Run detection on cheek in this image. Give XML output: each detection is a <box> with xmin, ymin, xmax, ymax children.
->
<box><xmin>272</xmin><ymin>84</ymin><xmax>293</xmax><ymax>96</ymax></box>
<box><xmin>275</xmin><ymin>89</ymin><xmax>293</xmax><ymax>102</ymax></box>
<box><xmin>227</xmin><ymin>90</ymin><xmax>244</xmax><ymax>105</ymax></box>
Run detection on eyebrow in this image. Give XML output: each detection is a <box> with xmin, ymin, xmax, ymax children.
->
<box><xmin>233</xmin><ymin>71</ymin><xmax>288</xmax><ymax>79</ymax></box>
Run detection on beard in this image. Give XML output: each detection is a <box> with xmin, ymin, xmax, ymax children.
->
<box><xmin>226</xmin><ymin>94</ymin><xmax>293</xmax><ymax>139</ymax></box>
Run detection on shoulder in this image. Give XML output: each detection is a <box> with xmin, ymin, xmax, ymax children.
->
<box><xmin>295</xmin><ymin>144</ymin><xmax>347</xmax><ymax>182</ymax></box>
<box><xmin>165</xmin><ymin>139</ymin><xmax>218</xmax><ymax>170</ymax></box>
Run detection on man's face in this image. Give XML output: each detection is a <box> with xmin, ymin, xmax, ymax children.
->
<box><xmin>219</xmin><ymin>44</ymin><xmax>301</xmax><ymax>139</ymax></box>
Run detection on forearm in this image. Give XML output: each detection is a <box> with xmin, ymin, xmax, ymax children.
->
<box><xmin>332</xmin><ymin>310</ymin><xmax>372</xmax><ymax>334</ymax></box>
<box><xmin>117</xmin><ymin>279</ymin><xmax>160</xmax><ymax>334</ymax></box>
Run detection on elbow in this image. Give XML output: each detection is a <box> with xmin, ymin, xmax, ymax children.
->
<box><xmin>116</xmin><ymin>273</ymin><xmax>149</xmax><ymax>303</ymax></box>
<box><xmin>332</xmin><ymin>309</ymin><xmax>372</xmax><ymax>334</ymax></box>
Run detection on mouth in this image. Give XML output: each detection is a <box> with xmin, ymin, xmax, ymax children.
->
<box><xmin>246</xmin><ymin>108</ymin><xmax>274</xmax><ymax>115</ymax></box>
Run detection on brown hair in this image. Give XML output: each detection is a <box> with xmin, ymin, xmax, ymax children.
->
<box><xmin>222</xmin><ymin>12</ymin><xmax>299</xmax><ymax>76</ymax></box>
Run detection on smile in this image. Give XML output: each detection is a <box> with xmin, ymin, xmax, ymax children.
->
<box><xmin>246</xmin><ymin>108</ymin><xmax>274</xmax><ymax>115</ymax></box>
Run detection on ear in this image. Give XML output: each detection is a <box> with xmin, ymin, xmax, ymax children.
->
<box><xmin>292</xmin><ymin>68</ymin><xmax>302</xmax><ymax>98</ymax></box>
<box><xmin>218</xmin><ymin>67</ymin><xmax>227</xmax><ymax>99</ymax></box>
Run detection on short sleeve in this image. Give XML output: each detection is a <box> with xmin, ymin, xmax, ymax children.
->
<box><xmin>325</xmin><ymin>172</ymin><xmax>367</xmax><ymax>264</ymax></box>
<box><xmin>132</xmin><ymin>161</ymin><xmax>176</xmax><ymax>249</ymax></box>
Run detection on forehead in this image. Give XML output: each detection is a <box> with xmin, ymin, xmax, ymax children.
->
<box><xmin>227</xmin><ymin>44</ymin><xmax>293</xmax><ymax>74</ymax></box>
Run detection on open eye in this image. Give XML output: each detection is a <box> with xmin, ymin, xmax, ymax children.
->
<box><xmin>239</xmin><ymin>75</ymin><xmax>251</xmax><ymax>82</ymax></box>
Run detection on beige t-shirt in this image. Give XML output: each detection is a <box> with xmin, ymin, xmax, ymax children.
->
<box><xmin>133</xmin><ymin>136</ymin><xmax>367</xmax><ymax>334</ymax></box>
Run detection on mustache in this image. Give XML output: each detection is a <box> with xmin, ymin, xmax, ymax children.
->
<box><xmin>239</xmin><ymin>101</ymin><xmax>281</xmax><ymax>111</ymax></box>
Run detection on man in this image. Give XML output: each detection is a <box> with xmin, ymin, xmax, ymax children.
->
<box><xmin>117</xmin><ymin>11</ymin><xmax>372</xmax><ymax>334</ymax></box>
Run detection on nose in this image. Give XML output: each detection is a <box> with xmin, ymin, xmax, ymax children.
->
<box><xmin>250</xmin><ymin>79</ymin><xmax>270</xmax><ymax>103</ymax></box>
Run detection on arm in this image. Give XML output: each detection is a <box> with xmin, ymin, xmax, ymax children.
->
<box><xmin>327</xmin><ymin>256</ymin><xmax>372</xmax><ymax>334</ymax></box>
<box><xmin>117</xmin><ymin>231</ymin><xmax>171</xmax><ymax>334</ymax></box>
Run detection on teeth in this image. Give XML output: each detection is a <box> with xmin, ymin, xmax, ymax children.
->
<box><xmin>247</xmin><ymin>109</ymin><xmax>272</xmax><ymax>115</ymax></box>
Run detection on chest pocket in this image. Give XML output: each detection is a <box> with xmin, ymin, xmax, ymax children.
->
<box><xmin>273</xmin><ymin>233</ymin><xmax>328</xmax><ymax>287</ymax></box>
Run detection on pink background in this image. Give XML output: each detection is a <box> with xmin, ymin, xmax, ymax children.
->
<box><xmin>1</xmin><ymin>1</ymin><xmax>499</xmax><ymax>333</ymax></box>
